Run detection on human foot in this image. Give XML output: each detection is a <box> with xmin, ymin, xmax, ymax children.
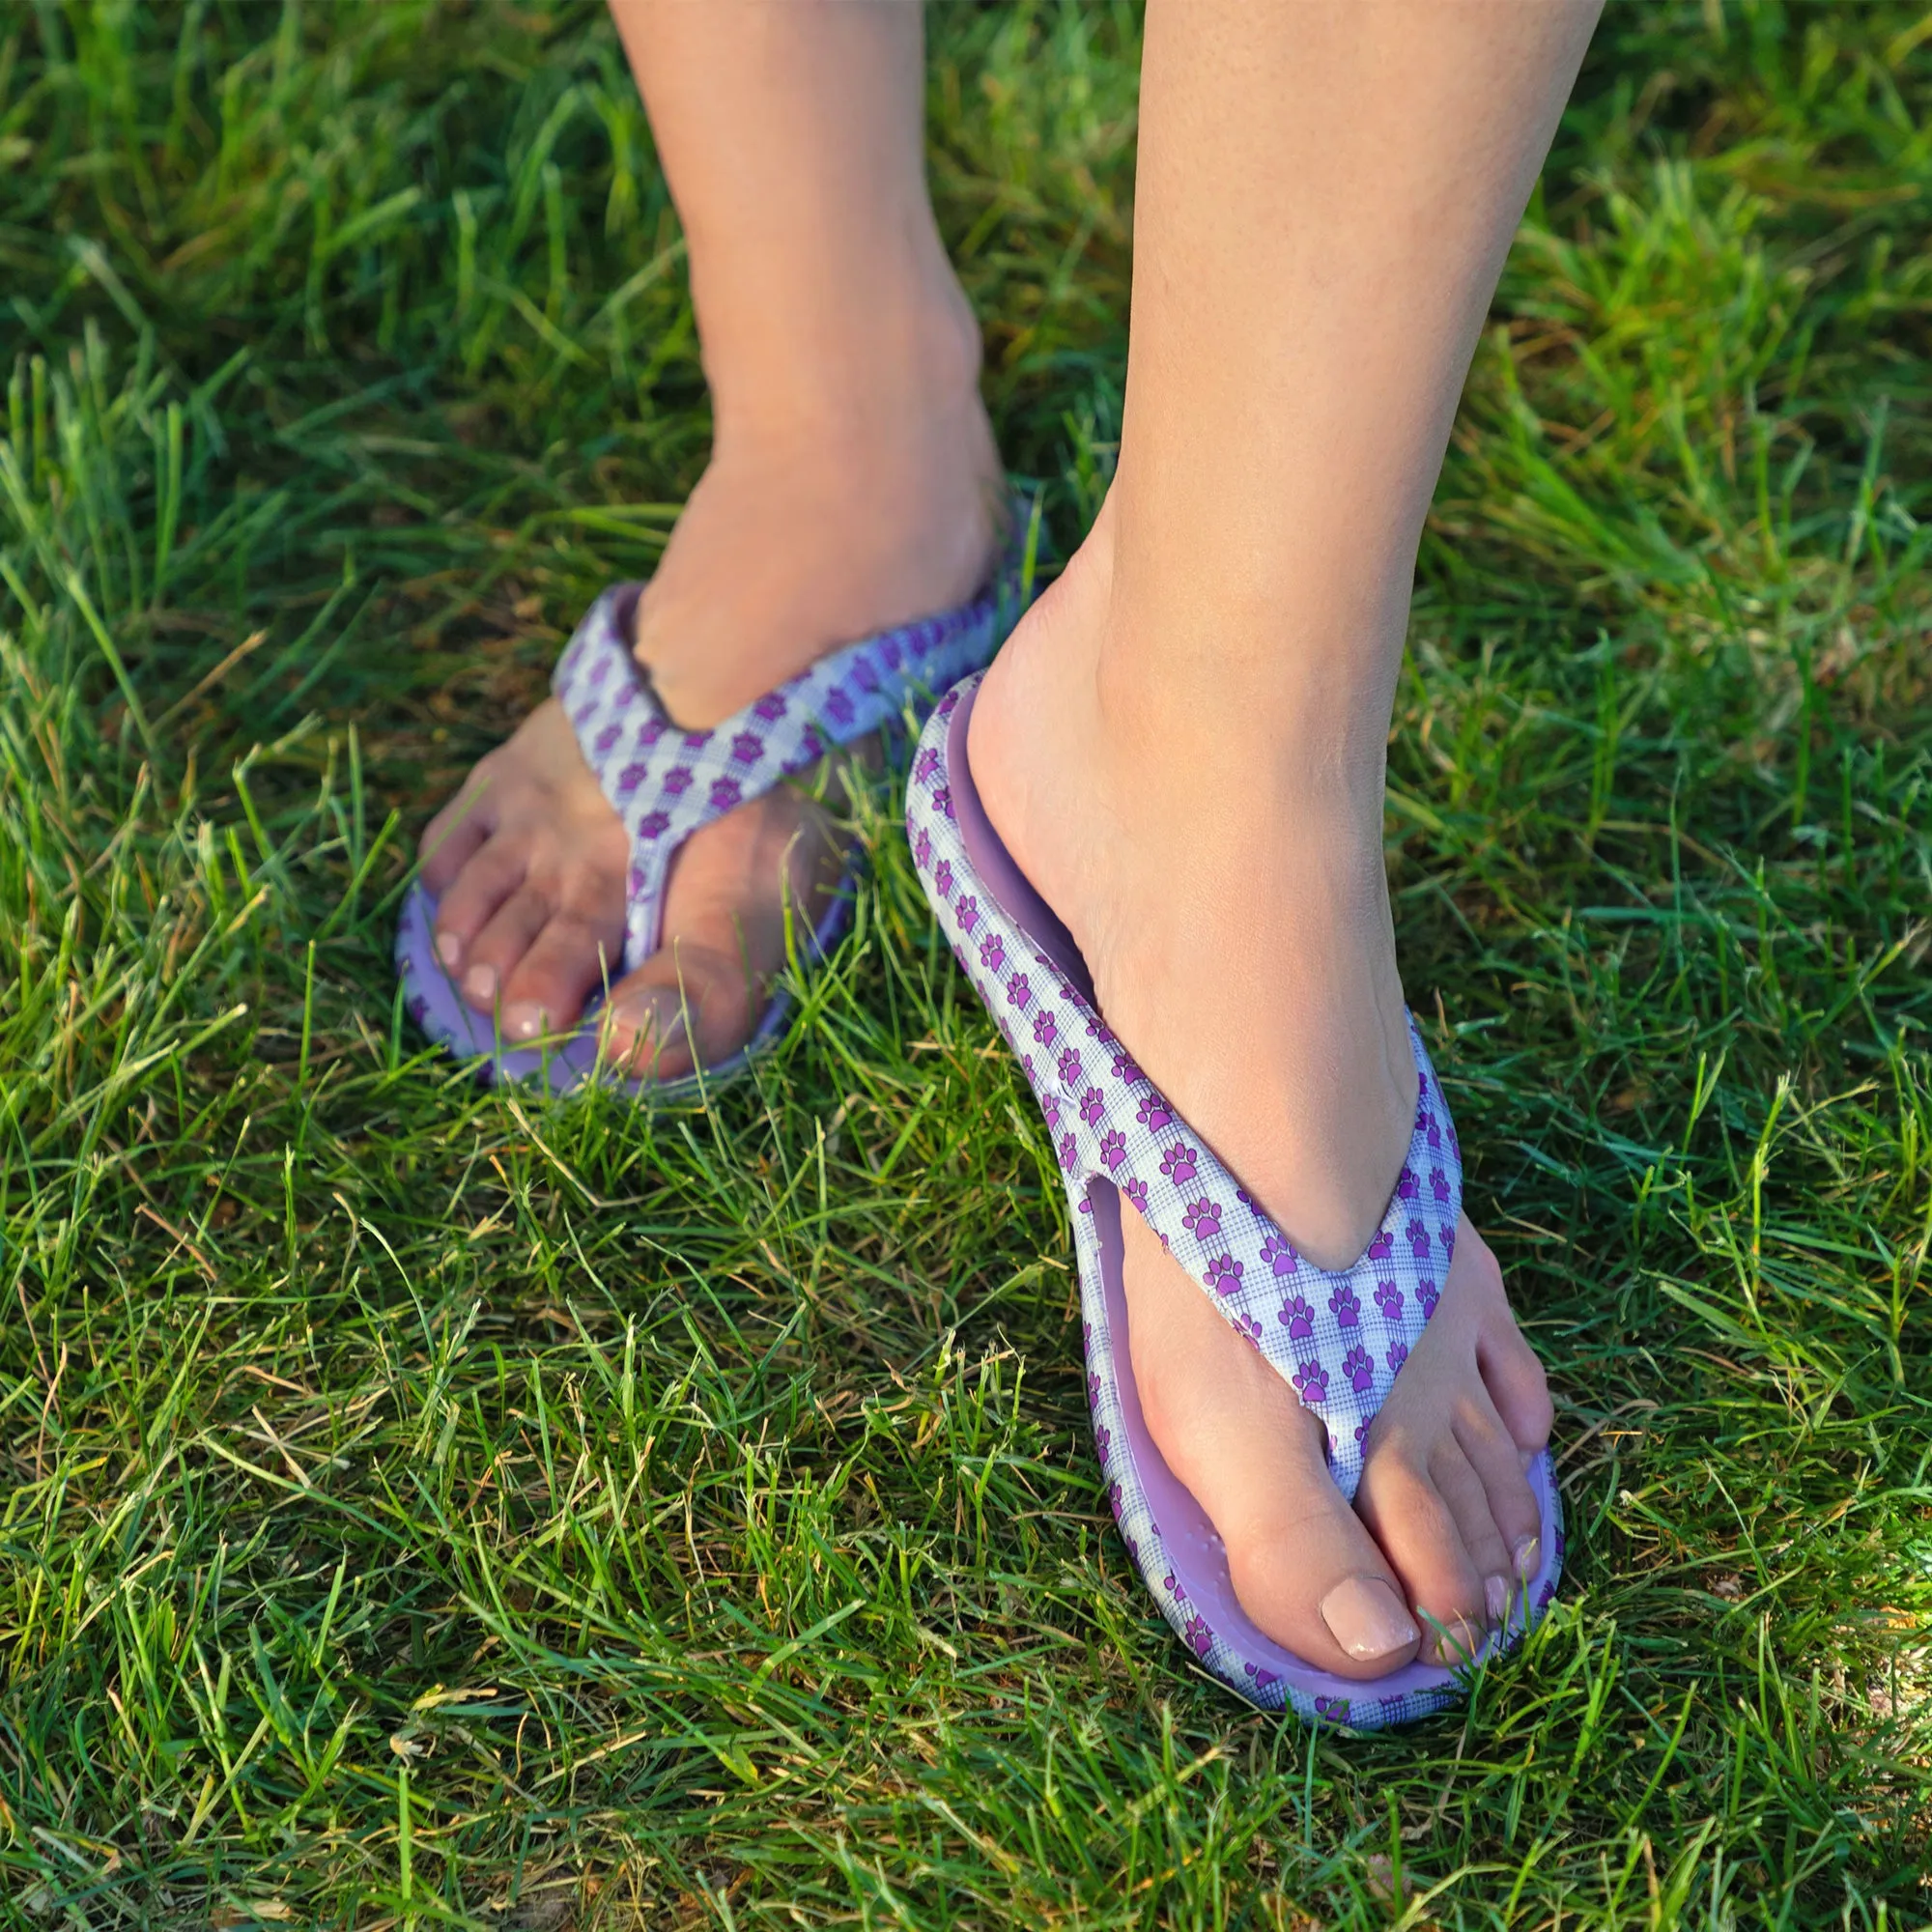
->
<box><xmin>416</xmin><ymin>325</ymin><xmax>1004</xmax><ymax>1079</ymax></box>
<box><xmin>964</xmin><ymin>510</ymin><xmax>1553</xmax><ymax>1675</ymax></box>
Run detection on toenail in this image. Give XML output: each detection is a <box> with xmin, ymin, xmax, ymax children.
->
<box><xmin>435</xmin><ymin>930</ymin><xmax>463</xmax><ymax>970</ymax></box>
<box><xmin>1485</xmin><ymin>1574</ymin><xmax>1510</xmax><ymax>1623</ymax></box>
<box><xmin>1429</xmin><ymin>1617</ymin><xmax>1487</xmax><ymax>1666</ymax></box>
<box><xmin>462</xmin><ymin>964</ymin><xmax>498</xmax><ymax>1006</ymax></box>
<box><xmin>1513</xmin><ymin>1534</ymin><xmax>1539</xmax><ymax>1578</ymax></box>
<box><xmin>502</xmin><ymin>1001</ymin><xmax>547</xmax><ymax>1042</ymax></box>
<box><xmin>612</xmin><ymin>992</ymin><xmax>689</xmax><ymax>1059</ymax></box>
<box><xmin>1319</xmin><ymin>1577</ymin><xmax>1418</xmax><ymax>1662</ymax></box>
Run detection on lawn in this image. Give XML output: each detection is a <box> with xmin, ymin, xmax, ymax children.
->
<box><xmin>4</xmin><ymin>0</ymin><xmax>1932</xmax><ymax>1923</ymax></box>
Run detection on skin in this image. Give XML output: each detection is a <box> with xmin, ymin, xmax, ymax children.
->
<box><xmin>420</xmin><ymin>0</ymin><xmax>1600</xmax><ymax>1676</ymax></box>
<box><xmin>970</xmin><ymin>0</ymin><xmax>1601</xmax><ymax>1668</ymax></box>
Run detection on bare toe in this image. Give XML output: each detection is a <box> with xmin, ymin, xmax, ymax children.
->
<box><xmin>498</xmin><ymin>903</ymin><xmax>625</xmax><ymax>1043</ymax></box>
<box><xmin>1122</xmin><ymin>1213</ymin><xmax>1422</xmax><ymax>1680</ymax></box>
<box><xmin>457</xmin><ymin>884</ymin><xmax>553</xmax><ymax>1015</ymax></box>
<box><xmin>1353</xmin><ymin>1213</ymin><xmax>1549</xmax><ymax>1663</ymax></box>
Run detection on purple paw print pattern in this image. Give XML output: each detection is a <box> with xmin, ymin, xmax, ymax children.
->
<box><xmin>543</xmin><ymin>508</ymin><xmax>1033</xmax><ymax>981</ymax></box>
<box><xmin>903</xmin><ymin>668</ymin><xmax>1564</xmax><ymax>1731</ymax></box>
<box><xmin>398</xmin><ymin>497</ymin><xmax>1036</xmax><ymax>1100</ymax></box>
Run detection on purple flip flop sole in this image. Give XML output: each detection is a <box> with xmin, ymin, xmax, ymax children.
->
<box><xmin>907</xmin><ymin>674</ymin><xmax>1563</xmax><ymax>1726</ymax></box>
<box><xmin>398</xmin><ymin>507</ymin><xmax>1039</xmax><ymax>1097</ymax></box>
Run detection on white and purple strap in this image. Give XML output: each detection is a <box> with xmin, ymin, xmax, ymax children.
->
<box><xmin>554</xmin><ymin>574</ymin><xmax>1013</xmax><ymax>973</ymax></box>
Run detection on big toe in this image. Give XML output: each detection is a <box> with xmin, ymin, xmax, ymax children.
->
<box><xmin>1122</xmin><ymin>1217</ymin><xmax>1421</xmax><ymax>1680</ymax></box>
<box><xmin>601</xmin><ymin>923</ymin><xmax>763</xmax><ymax>1083</ymax></box>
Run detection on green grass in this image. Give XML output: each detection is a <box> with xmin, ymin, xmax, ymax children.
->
<box><xmin>4</xmin><ymin>0</ymin><xmax>1932</xmax><ymax>1922</ymax></box>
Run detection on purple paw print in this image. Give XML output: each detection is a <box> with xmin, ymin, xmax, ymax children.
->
<box><xmin>682</xmin><ymin>728</ymin><xmax>711</xmax><ymax>751</ymax></box>
<box><xmin>980</xmin><ymin>932</ymin><xmax>1005</xmax><ymax>972</ymax></box>
<box><xmin>1183</xmin><ymin>1612</ymin><xmax>1212</xmax><ymax>1657</ymax></box>
<box><xmin>932</xmin><ymin>859</ymin><xmax>953</xmax><ymax>898</ymax></box>
<box><xmin>1100</xmin><ymin>1129</ymin><xmax>1127</xmax><ymax>1172</ymax></box>
<box><xmin>1007</xmin><ymin>973</ymin><xmax>1032</xmax><ymax>1010</ymax></box>
<box><xmin>955</xmin><ymin>895</ymin><xmax>980</xmax><ymax>933</ymax></box>
<box><xmin>639</xmin><ymin>809</ymin><xmax>670</xmax><ymax>840</ymax></box>
<box><xmin>825</xmin><ymin>689</ymin><xmax>855</xmax><ymax>727</ymax></box>
<box><xmin>1136</xmin><ymin>1094</ymin><xmax>1173</xmax><ymax>1132</ymax></box>
<box><xmin>1057</xmin><ymin>1046</ymin><xmax>1082</xmax><ymax>1087</ymax></box>
<box><xmin>1094</xmin><ymin>1424</ymin><xmax>1111</xmax><ymax>1460</ymax></box>
<box><xmin>1417</xmin><ymin>1278</ymin><xmax>1439</xmax><ymax>1318</ymax></box>
<box><xmin>1182</xmin><ymin>1198</ymin><xmax>1221</xmax><ymax>1241</ymax></box>
<box><xmin>1089</xmin><ymin>1372</ymin><xmax>1101</xmax><ymax>1409</ymax></box>
<box><xmin>1368</xmin><ymin>1230</ymin><xmax>1393</xmax><ymax>1261</ymax></box>
<box><xmin>662</xmin><ymin>764</ymin><xmax>693</xmax><ymax>797</ymax></box>
<box><xmin>1112</xmin><ymin>1049</ymin><xmax>1142</xmax><ymax>1083</ymax></box>
<box><xmin>708</xmin><ymin>776</ymin><xmax>742</xmax><ymax>811</ymax></box>
<box><xmin>1033</xmin><ymin>1010</ymin><xmax>1059</xmax><ymax>1047</ymax></box>
<box><xmin>1080</xmin><ymin>1087</ymin><xmax>1105</xmax><ymax>1125</ymax></box>
<box><xmin>1293</xmin><ymin>1360</ymin><xmax>1329</xmax><ymax>1404</ymax></box>
<box><xmin>1279</xmin><ymin>1293</ymin><xmax>1314</xmax><ymax>1340</ymax></box>
<box><xmin>1374</xmin><ymin>1279</ymin><xmax>1404</xmax><ymax>1321</ymax></box>
<box><xmin>729</xmin><ymin>731</ymin><xmax>763</xmax><ymax>764</ymax></box>
<box><xmin>1398</xmin><ymin>1164</ymin><xmax>1419</xmax><ymax>1201</ymax></box>
<box><xmin>593</xmin><ymin>723</ymin><xmax>621</xmax><ymax>755</ymax></box>
<box><xmin>1086</xmin><ymin>1015</ymin><xmax>1118</xmax><ymax>1046</ymax></box>
<box><xmin>1342</xmin><ymin>1344</ymin><xmax>1374</xmax><ymax>1394</ymax></box>
<box><xmin>1431</xmin><ymin>1166</ymin><xmax>1450</xmax><ymax>1203</ymax></box>
<box><xmin>1205</xmin><ymin>1254</ymin><xmax>1243</xmax><ymax>1296</ymax></box>
<box><xmin>637</xmin><ymin>717</ymin><xmax>667</xmax><ymax>748</ymax></box>
<box><xmin>914</xmin><ymin>829</ymin><xmax>932</xmax><ymax>868</ymax></box>
<box><xmin>1386</xmin><ymin>1341</ymin><xmax>1408</xmax><ymax>1374</ymax></box>
<box><xmin>1123</xmin><ymin>1179</ymin><xmax>1150</xmax><ymax>1215</ymax></box>
<box><xmin>1235</xmin><ymin>1313</ymin><xmax>1262</xmax><ymax>1347</ymax></box>
<box><xmin>1058</xmin><ymin>1131</ymin><xmax>1077</xmax><ymax>1167</ymax></box>
<box><xmin>1314</xmin><ymin>1694</ymin><xmax>1350</xmax><ymax>1723</ymax></box>
<box><xmin>1426</xmin><ymin>1117</ymin><xmax>1442</xmax><ymax>1150</ymax></box>
<box><xmin>933</xmin><ymin>784</ymin><xmax>953</xmax><ymax>819</ymax></box>
<box><xmin>913</xmin><ymin>746</ymin><xmax>939</xmax><ymax>783</ymax></box>
<box><xmin>1041</xmin><ymin>1094</ymin><xmax>1062</xmax><ymax>1129</ymax></box>
<box><xmin>1107</xmin><ymin>1479</ymin><xmax>1122</xmax><ymax>1518</ymax></box>
<box><xmin>1250</xmin><ymin>1666</ymin><xmax>1280</xmax><ymax>1692</ymax></box>
<box><xmin>1160</xmin><ymin>1143</ymin><xmax>1198</xmax><ymax>1186</ymax></box>
<box><xmin>1328</xmin><ymin>1283</ymin><xmax>1361</xmax><ymax>1328</ymax></box>
<box><xmin>615</xmin><ymin>761</ymin><xmax>648</xmax><ymax>799</ymax></box>
<box><xmin>1261</xmin><ymin>1233</ymin><xmax>1297</xmax><ymax>1278</ymax></box>
<box><xmin>1407</xmin><ymin>1219</ymin><xmax>1431</xmax><ymax>1260</ymax></box>
<box><xmin>755</xmin><ymin>692</ymin><xmax>789</xmax><ymax>724</ymax></box>
<box><xmin>1163</xmin><ymin>1571</ymin><xmax>1187</xmax><ymax>1603</ymax></box>
<box><xmin>1441</xmin><ymin>1222</ymin><xmax>1456</xmax><ymax>1260</ymax></box>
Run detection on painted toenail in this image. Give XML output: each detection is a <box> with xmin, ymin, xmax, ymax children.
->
<box><xmin>1485</xmin><ymin>1574</ymin><xmax>1510</xmax><ymax>1623</ymax></box>
<box><xmin>1513</xmin><ymin>1534</ymin><xmax>1538</xmax><ymax>1578</ymax></box>
<box><xmin>612</xmin><ymin>993</ymin><xmax>689</xmax><ymax>1060</ymax></box>
<box><xmin>1319</xmin><ymin>1577</ymin><xmax>1418</xmax><ymax>1662</ymax></box>
<box><xmin>502</xmin><ymin>1002</ymin><xmax>547</xmax><ymax>1042</ymax></box>
<box><xmin>462</xmin><ymin>964</ymin><xmax>497</xmax><ymax>1006</ymax></box>
<box><xmin>436</xmin><ymin>930</ymin><xmax>463</xmax><ymax>970</ymax></box>
<box><xmin>1429</xmin><ymin>1616</ymin><xmax>1487</xmax><ymax>1666</ymax></box>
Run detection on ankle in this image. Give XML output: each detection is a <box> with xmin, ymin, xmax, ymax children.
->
<box><xmin>704</xmin><ymin>253</ymin><xmax>987</xmax><ymax>455</ymax></box>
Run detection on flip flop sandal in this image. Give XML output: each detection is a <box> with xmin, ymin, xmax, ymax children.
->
<box><xmin>398</xmin><ymin>506</ymin><xmax>1038</xmax><ymax>1094</ymax></box>
<box><xmin>906</xmin><ymin>673</ymin><xmax>1564</xmax><ymax>1726</ymax></box>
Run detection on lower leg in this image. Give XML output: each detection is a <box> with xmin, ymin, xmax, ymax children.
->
<box><xmin>973</xmin><ymin>0</ymin><xmax>1596</xmax><ymax>1670</ymax></box>
<box><xmin>421</xmin><ymin>0</ymin><xmax>1003</xmax><ymax>1065</ymax></box>
<box><xmin>613</xmin><ymin>0</ymin><xmax>1003</xmax><ymax>725</ymax></box>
